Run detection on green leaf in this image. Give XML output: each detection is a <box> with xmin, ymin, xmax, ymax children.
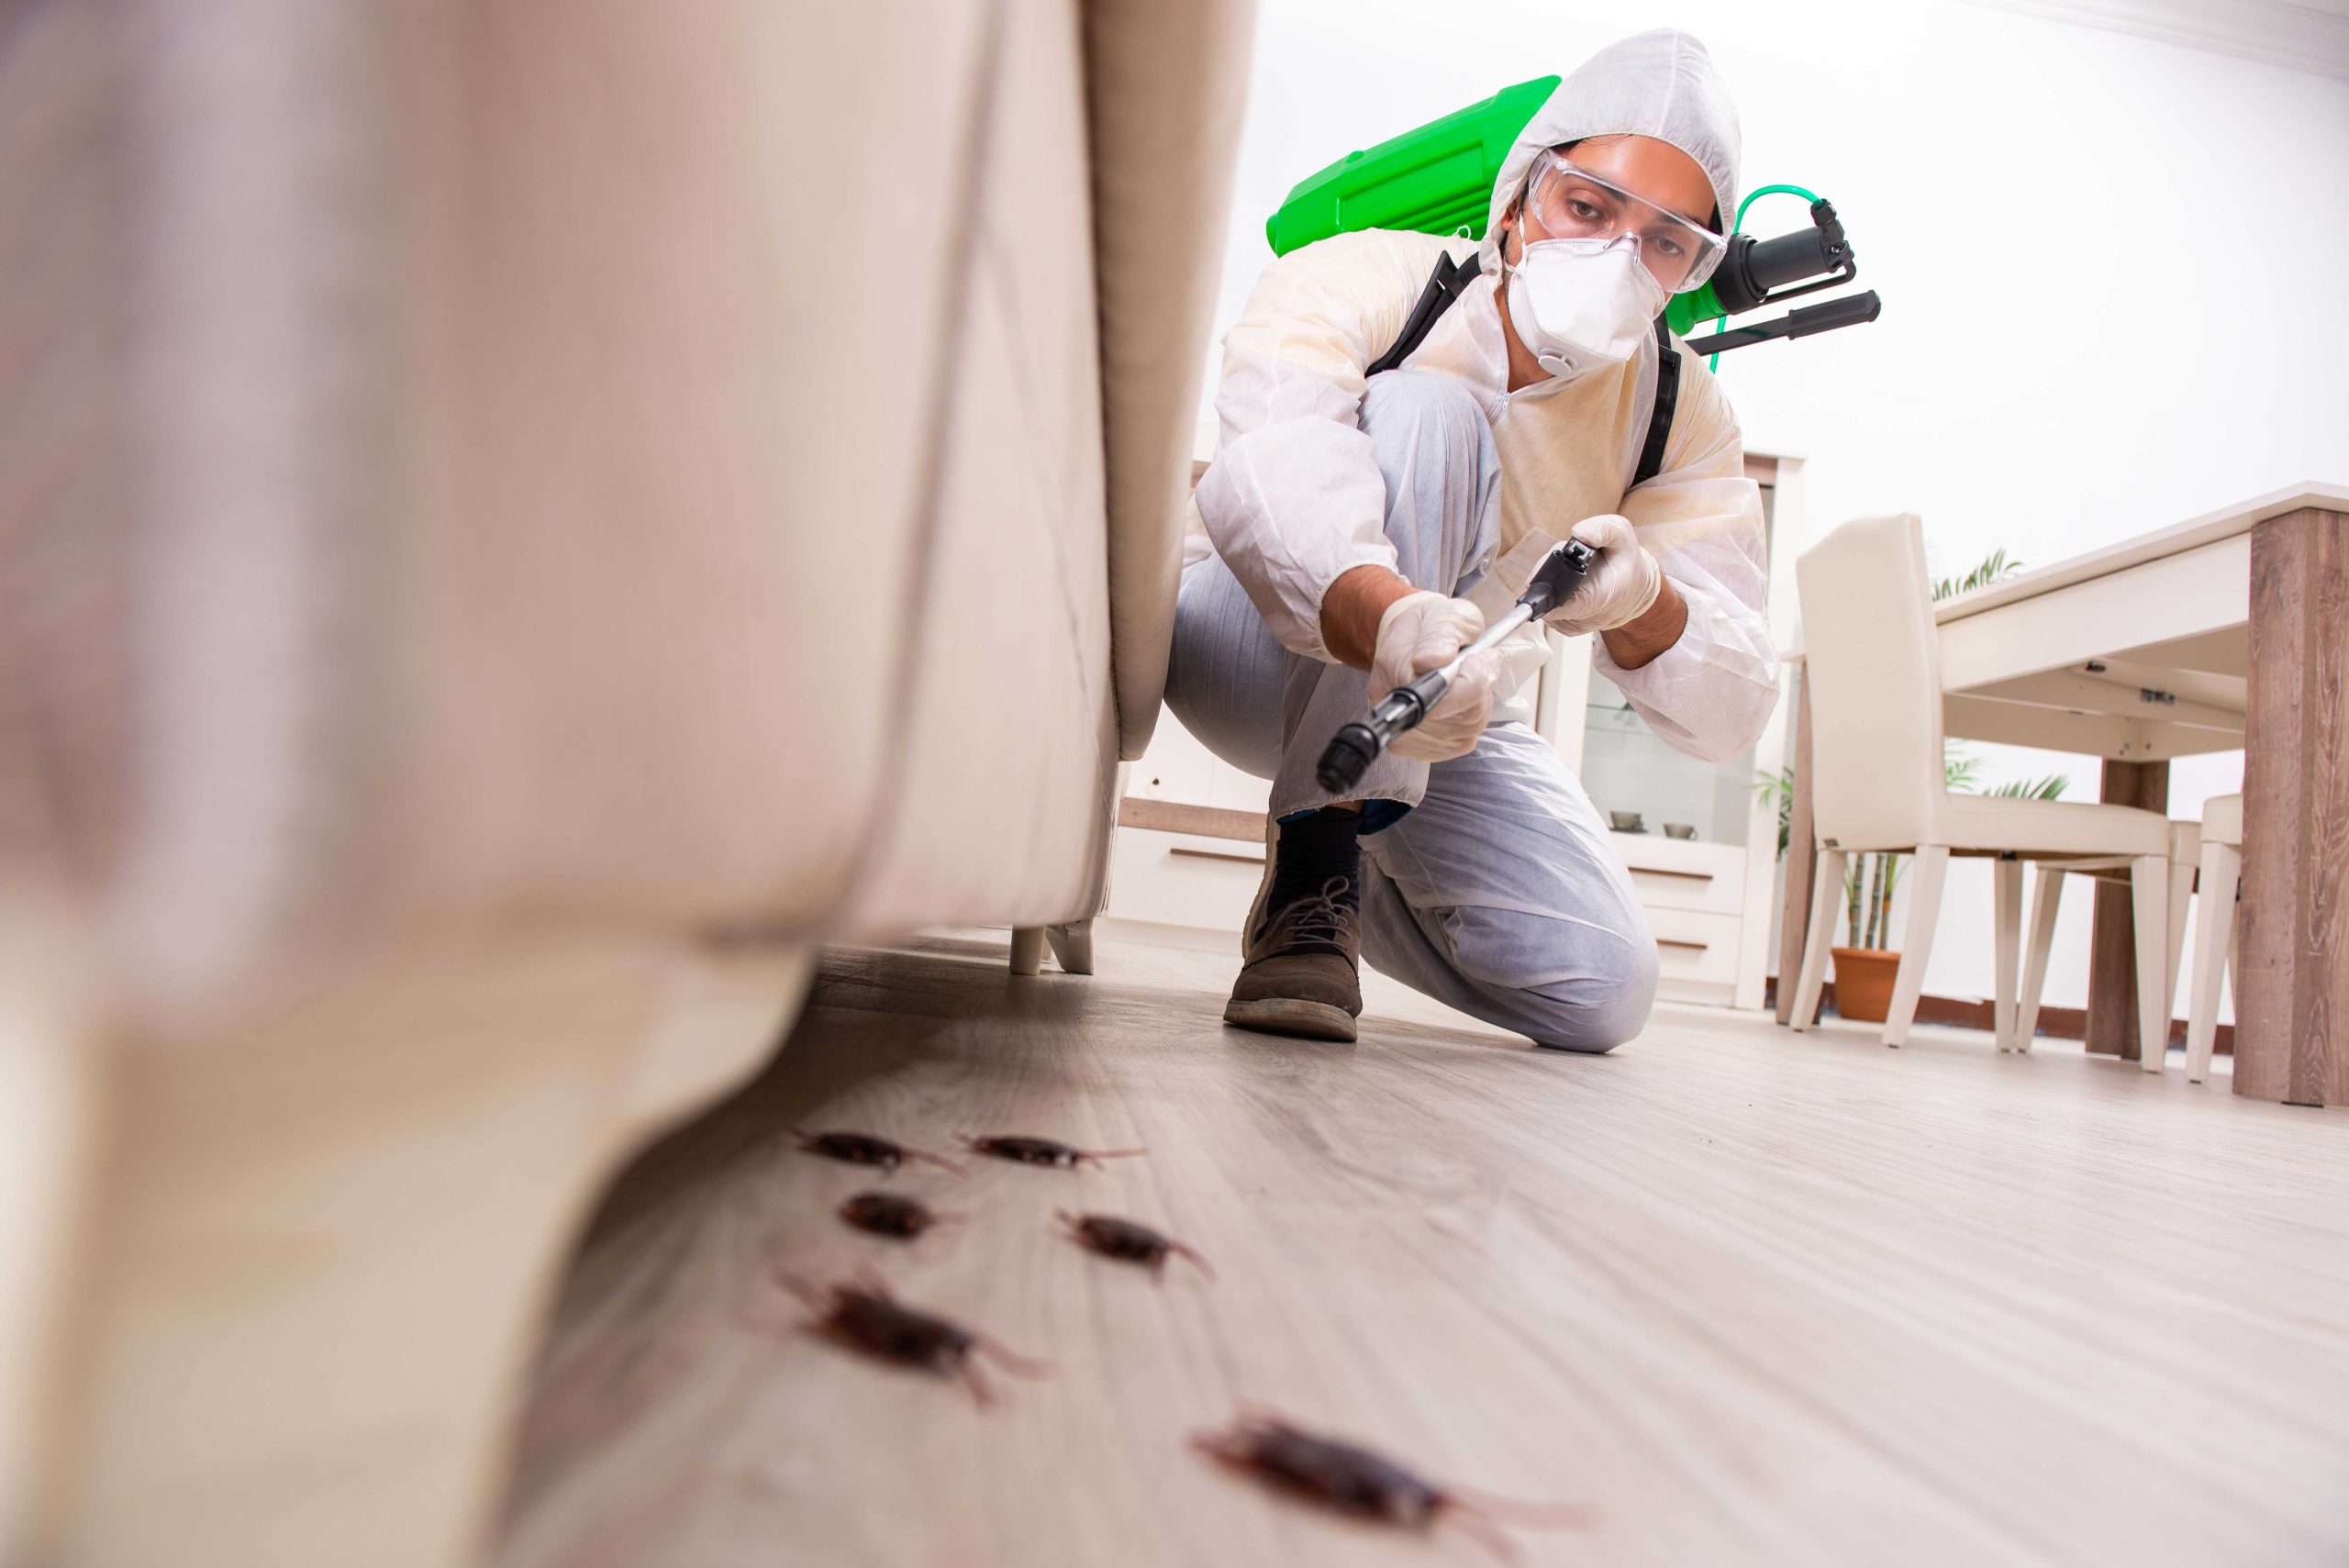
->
<box><xmin>1753</xmin><ymin>768</ymin><xmax>1796</xmax><ymax>858</ymax></box>
<box><xmin>1931</xmin><ymin>548</ymin><xmax>2023</xmax><ymax>604</ymax></box>
<box><xmin>1986</xmin><ymin>773</ymin><xmax>2070</xmax><ymax>800</ymax></box>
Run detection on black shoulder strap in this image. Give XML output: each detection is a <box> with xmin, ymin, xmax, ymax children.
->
<box><xmin>1366</xmin><ymin>251</ymin><xmax>1481</xmax><ymax>377</ymax></box>
<box><xmin>1633</xmin><ymin>312</ymin><xmax>1679</xmax><ymax>487</ymax></box>
<box><xmin>1369</xmin><ymin>251</ymin><xmax>1680</xmax><ymax>489</ymax></box>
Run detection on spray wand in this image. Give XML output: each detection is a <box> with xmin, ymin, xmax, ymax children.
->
<box><xmin>1315</xmin><ymin>539</ymin><xmax>1596</xmax><ymax>794</ymax></box>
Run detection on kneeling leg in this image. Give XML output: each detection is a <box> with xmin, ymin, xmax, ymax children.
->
<box><xmin>1357</xmin><ymin>725</ymin><xmax>1657</xmax><ymax>1052</ymax></box>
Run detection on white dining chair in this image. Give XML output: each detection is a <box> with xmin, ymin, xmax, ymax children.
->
<box><xmin>2009</xmin><ymin>819</ymin><xmax>2200</xmax><ymax>1068</ymax></box>
<box><xmin>1788</xmin><ymin>515</ymin><xmax>2176</xmax><ymax>1061</ymax></box>
<box><xmin>2182</xmin><ymin>794</ymin><xmax>2242</xmax><ymax>1083</ymax></box>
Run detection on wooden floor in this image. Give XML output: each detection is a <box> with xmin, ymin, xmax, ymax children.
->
<box><xmin>495</xmin><ymin>932</ymin><xmax>2349</xmax><ymax>1568</ymax></box>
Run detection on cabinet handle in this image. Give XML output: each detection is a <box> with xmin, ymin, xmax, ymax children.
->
<box><xmin>1656</xmin><ymin>938</ymin><xmax>1708</xmax><ymax>952</ymax></box>
<box><xmin>1634</xmin><ymin>867</ymin><xmax>1714</xmax><ymax>884</ymax></box>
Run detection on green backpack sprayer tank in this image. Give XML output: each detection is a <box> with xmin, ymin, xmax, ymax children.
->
<box><xmin>1264</xmin><ymin>76</ymin><xmax>1880</xmax><ymax>356</ymax></box>
<box><xmin>1264</xmin><ymin>76</ymin><xmax>1561</xmax><ymax>259</ymax></box>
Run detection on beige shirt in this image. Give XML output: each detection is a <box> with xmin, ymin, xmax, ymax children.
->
<box><xmin>1190</xmin><ymin>229</ymin><xmax>1778</xmax><ymax>762</ymax></box>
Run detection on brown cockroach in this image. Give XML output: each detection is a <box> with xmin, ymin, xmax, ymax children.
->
<box><xmin>1193</xmin><ymin>1408</ymin><xmax>1591</xmax><ymax>1563</ymax></box>
<box><xmin>957</xmin><ymin>1134</ymin><xmax>1145</xmax><ymax>1170</ymax></box>
<box><xmin>779</xmin><ymin>1271</ymin><xmax>1047</xmax><ymax>1406</ymax></box>
<box><xmin>792</xmin><ymin>1128</ymin><xmax>963</xmax><ymax>1175</ymax></box>
<box><xmin>1055</xmin><ymin>1210</ymin><xmax>1215</xmax><ymax>1283</ymax></box>
<box><xmin>839</xmin><ymin>1190</ymin><xmax>959</xmax><ymax>1240</ymax></box>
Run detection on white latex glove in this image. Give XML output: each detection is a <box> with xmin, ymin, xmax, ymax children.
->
<box><xmin>1370</xmin><ymin>591</ymin><xmax>1498</xmax><ymax>762</ymax></box>
<box><xmin>1543</xmin><ymin>513</ymin><xmax>1664</xmax><ymax>635</ymax></box>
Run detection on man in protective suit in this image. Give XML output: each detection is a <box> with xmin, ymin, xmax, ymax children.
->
<box><xmin>1166</xmin><ymin>28</ymin><xmax>1779</xmax><ymax>1050</ymax></box>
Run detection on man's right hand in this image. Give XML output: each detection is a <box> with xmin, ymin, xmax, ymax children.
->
<box><xmin>1370</xmin><ymin>591</ymin><xmax>1497</xmax><ymax>762</ymax></box>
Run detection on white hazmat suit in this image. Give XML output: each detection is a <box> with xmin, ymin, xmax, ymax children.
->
<box><xmin>1165</xmin><ymin>29</ymin><xmax>1780</xmax><ymax>1051</ymax></box>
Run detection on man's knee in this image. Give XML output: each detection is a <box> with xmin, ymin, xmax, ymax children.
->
<box><xmin>1359</xmin><ymin>370</ymin><xmax>1490</xmax><ymax>473</ymax></box>
<box><xmin>1443</xmin><ymin>905</ymin><xmax>1659</xmax><ymax>1053</ymax></box>
<box><xmin>1525</xmin><ymin>937</ymin><xmax>1657</xmax><ymax>1053</ymax></box>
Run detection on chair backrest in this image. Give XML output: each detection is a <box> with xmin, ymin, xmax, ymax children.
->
<box><xmin>1794</xmin><ymin>514</ymin><xmax>1950</xmax><ymax>850</ymax></box>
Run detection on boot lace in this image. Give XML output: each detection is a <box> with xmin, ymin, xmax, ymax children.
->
<box><xmin>1262</xmin><ymin>875</ymin><xmax>1359</xmax><ymax>952</ymax></box>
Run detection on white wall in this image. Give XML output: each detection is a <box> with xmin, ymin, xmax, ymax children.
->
<box><xmin>1204</xmin><ymin>0</ymin><xmax>2349</xmax><ymax>1014</ymax></box>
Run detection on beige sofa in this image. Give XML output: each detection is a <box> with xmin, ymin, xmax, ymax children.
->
<box><xmin>0</xmin><ymin>2</ymin><xmax>1251</xmax><ymax>1562</ymax></box>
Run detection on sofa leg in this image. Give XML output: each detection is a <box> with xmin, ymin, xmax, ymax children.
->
<box><xmin>1008</xmin><ymin>927</ymin><xmax>1045</xmax><ymax>976</ymax></box>
<box><xmin>1046</xmin><ymin>919</ymin><xmax>1096</xmax><ymax>975</ymax></box>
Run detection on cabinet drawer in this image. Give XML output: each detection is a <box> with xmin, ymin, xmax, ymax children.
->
<box><xmin>1612</xmin><ymin>833</ymin><xmax>1747</xmax><ymax>915</ymax></box>
<box><xmin>1107</xmin><ymin>826</ymin><xmax>1263</xmax><ymax>936</ymax></box>
<box><xmin>1107</xmin><ymin>824</ymin><xmax>1751</xmax><ymax>1006</ymax></box>
<box><xmin>1647</xmin><ymin>907</ymin><xmax>1743</xmax><ymax>992</ymax></box>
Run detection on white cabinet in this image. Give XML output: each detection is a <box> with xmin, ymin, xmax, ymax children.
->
<box><xmin>1108</xmin><ymin>453</ymin><xmax>1801</xmax><ymax>1013</ymax></box>
<box><xmin>1105</xmin><ymin>820</ymin><xmax>1264</xmax><ymax>951</ymax></box>
<box><xmin>1535</xmin><ymin>452</ymin><xmax>1798</xmax><ymax>1006</ymax></box>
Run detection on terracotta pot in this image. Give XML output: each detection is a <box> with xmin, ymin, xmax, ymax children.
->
<box><xmin>1831</xmin><ymin>947</ymin><xmax>1900</xmax><ymax>1022</ymax></box>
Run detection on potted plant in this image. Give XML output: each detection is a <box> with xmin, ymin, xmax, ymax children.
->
<box><xmin>1757</xmin><ymin>549</ymin><xmax>2069</xmax><ymax>1022</ymax></box>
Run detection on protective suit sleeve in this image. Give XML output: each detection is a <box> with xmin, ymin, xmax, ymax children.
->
<box><xmin>1596</xmin><ymin>363</ymin><xmax>1780</xmax><ymax>762</ymax></box>
<box><xmin>1193</xmin><ymin>233</ymin><xmax>1435</xmax><ymax>663</ymax></box>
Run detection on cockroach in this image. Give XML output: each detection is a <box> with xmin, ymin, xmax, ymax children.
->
<box><xmin>792</xmin><ymin>1128</ymin><xmax>963</xmax><ymax>1175</ymax></box>
<box><xmin>1193</xmin><ymin>1409</ymin><xmax>1591</xmax><ymax>1563</ymax></box>
<box><xmin>779</xmin><ymin>1271</ymin><xmax>1047</xmax><ymax>1406</ymax></box>
<box><xmin>957</xmin><ymin>1134</ymin><xmax>1145</xmax><ymax>1170</ymax></box>
<box><xmin>839</xmin><ymin>1190</ymin><xmax>958</xmax><ymax>1240</ymax></box>
<box><xmin>1055</xmin><ymin>1210</ymin><xmax>1215</xmax><ymax>1283</ymax></box>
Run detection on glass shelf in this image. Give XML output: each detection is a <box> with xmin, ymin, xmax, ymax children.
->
<box><xmin>1578</xmin><ymin>674</ymin><xmax>1756</xmax><ymax>848</ymax></box>
<box><xmin>1569</xmin><ymin>478</ymin><xmax>1777</xmax><ymax>853</ymax></box>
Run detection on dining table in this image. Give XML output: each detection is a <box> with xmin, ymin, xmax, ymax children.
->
<box><xmin>1773</xmin><ymin>482</ymin><xmax>2349</xmax><ymax>1106</ymax></box>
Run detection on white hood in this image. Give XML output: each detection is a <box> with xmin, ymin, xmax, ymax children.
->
<box><xmin>1478</xmin><ymin>28</ymin><xmax>1743</xmax><ymax>275</ymax></box>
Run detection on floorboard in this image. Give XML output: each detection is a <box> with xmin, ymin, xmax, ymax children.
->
<box><xmin>495</xmin><ymin>933</ymin><xmax>2349</xmax><ymax>1568</ymax></box>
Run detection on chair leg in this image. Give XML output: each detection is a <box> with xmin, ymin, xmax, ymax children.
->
<box><xmin>1045</xmin><ymin>919</ymin><xmax>1096</xmax><ymax>975</ymax></box>
<box><xmin>1883</xmin><ymin>846</ymin><xmax>1949</xmax><ymax>1049</ymax></box>
<box><xmin>2015</xmin><ymin>864</ymin><xmax>2064</xmax><ymax>1054</ymax></box>
<box><xmin>2184</xmin><ymin>841</ymin><xmax>2240</xmax><ymax>1084</ymax></box>
<box><xmin>2131</xmin><ymin>855</ymin><xmax>2171</xmax><ymax>1072</ymax></box>
<box><xmin>1992</xmin><ymin>856</ymin><xmax>2023</xmax><ymax>1051</ymax></box>
<box><xmin>2165</xmin><ymin>854</ymin><xmax>2195</xmax><ymax>1024</ymax></box>
<box><xmin>1008</xmin><ymin>927</ymin><xmax>1045</xmax><ymax>977</ymax></box>
<box><xmin>1789</xmin><ymin>848</ymin><xmax>1846</xmax><ymax>1032</ymax></box>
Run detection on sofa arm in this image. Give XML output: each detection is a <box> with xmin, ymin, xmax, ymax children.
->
<box><xmin>1083</xmin><ymin>0</ymin><xmax>1256</xmax><ymax>761</ymax></box>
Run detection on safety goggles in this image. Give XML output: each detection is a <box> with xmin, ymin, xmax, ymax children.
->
<box><xmin>1520</xmin><ymin>149</ymin><xmax>1727</xmax><ymax>293</ymax></box>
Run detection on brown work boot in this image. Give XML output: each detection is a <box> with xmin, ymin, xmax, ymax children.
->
<box><xmin>1223</xmin><ymin>872</ymin><xmax>1364</xmax><ymax>1042</ymax></box>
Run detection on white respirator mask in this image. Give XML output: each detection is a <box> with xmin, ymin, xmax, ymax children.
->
<box><xmin>1503</xmin><ymin>233</ymin><xmax>1667</xmax><ymax>383</ymax></box>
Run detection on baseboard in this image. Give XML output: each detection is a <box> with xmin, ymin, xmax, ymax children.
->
<box><xmin>1762</xmin><ymin>978</ymin><xmax>2233</xmax><ymax>1054</ymax></box>
<box><xmin>1094</xmin><ymin>916</ymin><xmax>1237</xmax><ymax>954</ymax></box>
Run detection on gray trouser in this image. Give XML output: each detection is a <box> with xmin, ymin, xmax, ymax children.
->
<box><xmin>1166</xmin><ymin>371</ymin><xmax>1658</xmax><ymax>1052</ymax></box>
